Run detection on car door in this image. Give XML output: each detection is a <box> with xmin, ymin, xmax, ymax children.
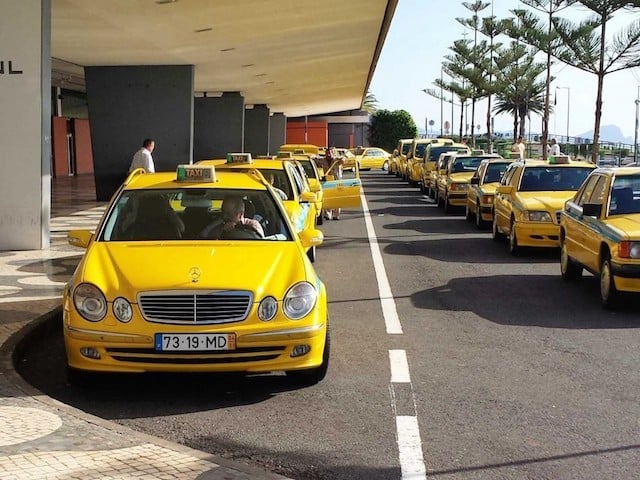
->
<box><xmin>321</xmin><ymin>160</ymin><xmax>363</xmax><ymax>210</ymax></box>
<box><xmin>576</xmin><ymin>174</ymin><xmax>609</xmax><ymax>270</ymax></box>
<box><xmin>494</xmin><ymin>164</ymin><xmax>520</xmax><ymax>233</ymax></box>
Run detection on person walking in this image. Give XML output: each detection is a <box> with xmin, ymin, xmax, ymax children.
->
<box><xmin>323</xmin><ymin>146</ymin><xmax>344</xmax><ymax>220</ymax></box>
<box><xmin>129</xmin><ymin>138</ymin><xmax>156</xmax><ymax>173</ymax></box>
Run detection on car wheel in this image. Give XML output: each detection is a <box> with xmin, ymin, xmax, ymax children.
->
<box><xmin>491</xmin><ymin>213</ymin><xmax>502</xmax><ymax>242</ymax></box>
<box><xmin>307</xmin><ymin>245</ymin><xmax>316</xmax><ymax>263</ymax></box>
<box><xmin>600</xmin><ymin>256</ymin><xmax>620</xmax><ymax>309</ymax></box>
<box><xmin>383</xmin><ymin>161</ymin><xmax>389</xmax><ymax>171</ymax></box>
<box><xmin>443</xmin><ymin>192</ymin><xmax>450</xmax><ymax>213</ymax></box>
<box><xmin>560</xmin><ymin>240</ymin><xmax>582</xmax><ymax>281</ymax></box>
<box><xmin>508</xmin><ymin>221</ymin><xmax>519</xmax><ymax>255</ymax></box>
<box><xmin>286</xmin><ymin>323</ymin><xmax>330</xmax><ymax>386</ymax></box>
<box><xmin>475</xmin><ymin>202</ymin><xmax>486</xmax><ymax>230</ymax></box>
<box><xmin>465</xmin><ymin>202</ymin><xmax>473</xmax><ymax>221</ymax></box>
<box><xmin>428</xmin><ymin>185</ymin><xmax>436</xmax><ymax>200</ymax></box>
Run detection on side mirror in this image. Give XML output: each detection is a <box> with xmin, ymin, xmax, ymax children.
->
<box><xmin>67</xmin><ymin>229</ymin><xmax>93</xmax><ymax>249</ymax></box>
<box><xmin>300</xmin><ymin>191</ymin><xmax>316</xmax><ymax>203</ymax></box>
<box><xmin>308</xmin><ymin>178</ymin><xmax>321</xmax><ymax>192</ymax></box>
<box><xmin>470</xmin><ymin>177</ymin><xmax>480</xmax><ymax>185</ymax></box>
<box><xmin>299</xmin><ymin>228</ymin><xmax>324</xmax><ymax>249</ymax></box>
<box><xmin>582</xmin><ymin>203</ymin><xmax>601</xmax><ymax>217</ymax></box>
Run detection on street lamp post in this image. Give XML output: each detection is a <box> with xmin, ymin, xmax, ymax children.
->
<box><xmin>634</xmin><ymin>85</ymin><xmax>639</xmax><ymax>164</ymax></box>
<box><xmin>556</xmin><ymin>86</ymin><xmax>570</xmax><ymax>143</ymax></box>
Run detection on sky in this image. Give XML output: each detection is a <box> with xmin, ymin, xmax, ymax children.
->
<box><xmin>369</xmin><ymin>0</ymin><xmax>640</xmax><ymax>142</ymax></box>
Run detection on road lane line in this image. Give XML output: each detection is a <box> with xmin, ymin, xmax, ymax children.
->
<box><xmin>396</xmin><ymin>415</ymin><xmax>427</xmax><ymax>480</ymax></box>
<box><xmin>389</xmin><ymin>350</ymin><xmax>411</xmax><ymax>383</ymax></box>
<box><xmin>360</xmin><ymin>191</ymin><xmax>403</xmax><ymax>334</ymax></box>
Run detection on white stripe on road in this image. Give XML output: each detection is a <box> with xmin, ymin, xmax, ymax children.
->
<box><xmin>396</xmin><ymin>416</ymin><xmax>427</xmax><ymax>480</ymax></box>
<box><xmin>360</xmin><ymin>191</ymin><xmax>403</xmax><ymax>334</ymax></box>
<box><xmin>389</xmin><ymin>350</ymin><xmax>411</xmax><ymax>383</ymax></box>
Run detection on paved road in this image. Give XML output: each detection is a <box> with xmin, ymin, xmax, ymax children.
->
<box><xmin>18</xmin><ymin>171</ymin><xmax>640</xmax><ymax>479</ymax></box>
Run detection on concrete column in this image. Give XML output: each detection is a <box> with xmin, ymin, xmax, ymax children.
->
<box><xmin>244</xmin><ymin>104</ymin><xmax>270</xmax><ymax>156</ymax></box>
<box><xmin>0</xmin><ymin>0</ymin><xmax>51</xmax><ymax>250</ymax></box>
<box><xmin>85</xmin><ymin>65</ymin><xmax>194</xmax><ymax>201</ymax></box>
<box><xmin>269</xmin><ymin>113</ymin><xmax>286</xmax><ymax>154</ymax></box>
<box><xmin>194</xmin><ymin>92</ymin><xmax>244</xmax><ymax>161</ymax></box>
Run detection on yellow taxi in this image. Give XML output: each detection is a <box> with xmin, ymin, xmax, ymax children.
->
<box><xmin>421</xmin><ymin>140</ymin><xmax>470</xmax><ymax>195</ymax></box>
<box><xmin>337</xmin><ymin>148</ymin><xmax>357</xmax><ymax>171</ymax></box>
<box><xmin>492</xmin><ymin>156</ymin><xmax>596</xmax><ymax>255</ymax></box>
<box><xmin>201</xmin><ymin>155</ymin><xmax>322</xmax><ymax>261</ymax></box>
<box><xmin>63</xmin><ymin>163</ymin><xmax>329</xmax><ymax>385</ymax></box>
<box><xmin>349</xmin><ymin>146</ymin><xmax>391</xmax><ymax>171</ymax></box>
<box><xmin>277</xmin><ymin>150</ymin><xmax>325</xmax><ymax>225</ymax></box>
<box><xmin>390</xmin><ymin>138</ymin><xmax>413</xmax><ymax>177</ymax></box>
<box><xmin>559</xmin><ymin>166</ymin><xmax>640</xmax><ymax>308</ymax></box>
<box><xmin>278</xmin><ymin>143</ymin><xmax>321</xmax><ymax>156</ymax></box>
<box><xmin>436</xmin><ymin>153</ymin><xmax>502</xmax><ymax>213</ymax></box>
<box><xmin>405</xmin><ymin>138</ymin><xmax>433</xmax><ymax>186</ymax></box>
<box><xmin>465</xmin><ymin>157</ymin><xmax>511</xmax><ymax>228</ymax></box>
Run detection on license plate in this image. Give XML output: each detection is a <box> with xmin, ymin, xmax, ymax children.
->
<box><xmin>154</xmin><ymin>333</ymin><xmax>236</xmax><ymax>351</ymax></box>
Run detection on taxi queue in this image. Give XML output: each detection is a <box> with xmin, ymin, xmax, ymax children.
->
<box><xmin>388</xmin><ymin>137</ymin><xmax>640</xmax><ymax>310</ymax></box>
<box><xmin>63</xmin><ymin>144</ymin><xmax>361</xmax><ymax>386</ymax></box>
<box><xmin>62</xmin><ymin>141</ymin><xmax>640</xmax><ymax>386</ymax></box>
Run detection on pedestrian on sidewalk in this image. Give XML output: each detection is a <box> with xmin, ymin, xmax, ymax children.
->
<box><xmin>129</xmin><ymin>138</ymin><xmax>156</xmax><ymax>173</ymax></box>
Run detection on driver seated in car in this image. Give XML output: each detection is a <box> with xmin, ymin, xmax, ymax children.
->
<box><xmin>200</xmin><ymin>194</ymin><xmax>264</xmax><ymax>238</ymax></box>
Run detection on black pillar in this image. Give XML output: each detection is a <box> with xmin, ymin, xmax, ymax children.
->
<box><xmin>244</xmin><ymin>104</ymin><xmax>270</xmax><ymax>156</ymax></box>
<box><xmin>85</xmin><ymin>65</ymin><xmax>194</xmax><ymax>201</ymax></box>
<box><xmin>269</xmin><ymin>113</ymin><xmax>286</xmax><ymax>154</ymax></box>
<box><xmin>194</xmin><ymin>92</ymin><xmax>244</xmax><ymax>161</ymax></box>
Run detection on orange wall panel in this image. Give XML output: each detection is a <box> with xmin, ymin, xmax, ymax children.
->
<box><xmin>73</xmin><ymin>119</ymin><xmax>94</xmax><ymax>174</ymax></box>
<box><xmin>286</xmin><ymin>121</ymin><xmax>327</xmax><ymax>147</ymax></box>
<box><xmin>52</xmin><ymin>117</ymin><xmax>69</xmax><ymax>177</ymax></box>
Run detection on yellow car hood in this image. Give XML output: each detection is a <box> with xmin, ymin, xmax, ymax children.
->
<box><xmin>518</xmin><ymin>192</ymin><xmax>574</xmax><ymax>211</ymax></box>
<box><xmin>450</xmin><ymin>172</ymin><xmax>474</xmax><ymax>182</ymax></box>
<box><xmin>480</xmin><ymin>182</ymin><xmax>499</xmax><ymax>194</ymax></box>
<box><xmin>77</xmin><ymin>242</ymin><xmax>311</xmax><ymax>301</ymax></box>
<box><xmin>606</xmin><ymin>214</ymin><xmax>640</xmax><ymax>238</ymax></box>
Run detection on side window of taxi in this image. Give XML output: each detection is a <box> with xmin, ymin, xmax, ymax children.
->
<box><xmin>289</xmin><ymin>164</ymin><xmax>305</xmax><ymax>197</ymax></box>
<box><xmin>501</xmin><ymin>164</ymin><xmax>518</xmax><ymax>186</ymax></box>
<box><xmin>575</xmin><ymin>174</ymin><xmax>606</xmax><ymax>207</ymax></box>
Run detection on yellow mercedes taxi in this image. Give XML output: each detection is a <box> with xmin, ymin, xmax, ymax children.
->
<box><xmin>492</xmin><ymin>156</ymin><xmax>596</xmax><ymax>255</ymax></box>
<box><xmin>559</xmin><ymin>166</ymin><xmax>640</xmax><ymax>308</ymax></box>
<box><xmin>63</xmin><ymin>163</ymin><xmax>329</xmax><ymax>385</ymax></box>
<box><xmin>200</xmin><ymin>155</ymin><xmax>322</xmax><ymax>261</ymax></box>
<box><xmin>466</xmin><ymin>157</ymin><xmax>511</xmax><ymax>228</ymax></box>
<box><xmin>421</xmin><ymin>140</ymin><xmax>470</xmax><ymax>196</ymax></box>
<box><xmin>349</xmin><ymin>146</ymin><xmax>391</xmax><ymax>171</ymax></box>
<box><xmin>436</xmin><ymin>153</ymin><xmax>502</xmax><ymax>214</ymax></box>
<box><xmin>390</xmin><ymin>138</ymin><xmax>413</xmax><ymax>177</ymax></box>
<box><xmin>276</xmin><ymin>150</ymin><xmax>325</xmax><ymax>225</ymax></box>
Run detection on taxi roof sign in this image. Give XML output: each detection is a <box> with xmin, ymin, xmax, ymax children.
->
<box><xmin>548</xmin><ymin>155</ymin><xmax>570</xmax><ymax>164</ymax></box>
<box><xmin>226</xmin><ymin>152</ymin><xmax>253</xmax><ymax>164</ymax></box>
<box><xmin>176</xmin><ymin>164</ymin><xmax>216</xmax><ymax>183</ymax></box>
<box><xmin>277</xmin><ymin>151</ymin><xmax>294</xmax><ymax>159</ymax></box>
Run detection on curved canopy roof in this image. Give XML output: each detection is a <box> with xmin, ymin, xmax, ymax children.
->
<box><xmin>52</xmin><ymin>0</ymin><xmax>398</xmax><ymax>118</ymax></box>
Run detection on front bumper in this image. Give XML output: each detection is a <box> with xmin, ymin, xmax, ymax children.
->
<box><xmin>515</xmin><ymin>222</ymin><xmax>561</xmax><ymax>248</ymax></box>
<box><xmin>612</xmin><ymin>261</ymin><xmax>640</xmax><ymax>292</ymax></box>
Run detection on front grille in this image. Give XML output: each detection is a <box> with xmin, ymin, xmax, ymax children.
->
<box><xmin>139</xmin><ymin>290</ymin><xmax>252</xmax><ymax>324</ymax></box>
<box><xmin>106</xmin><ymin>346</ymin><xmax>285</xmax><ymax>365</ymax></box>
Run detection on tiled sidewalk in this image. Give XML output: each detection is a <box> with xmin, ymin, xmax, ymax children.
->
<box><xmin>0</xmin><ymin>175</ymin><xmax>288</xmax><ymax>480</ymax></box>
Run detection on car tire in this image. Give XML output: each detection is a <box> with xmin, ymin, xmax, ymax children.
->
<box><xmin>600</xmin><ymin>256</ymin><xmax>620</xmax><ymax>309</ymax></box>
<box><xmin>443</xmin><ymin>192</ymin><xmax>450</xmax><ymax>214</ymax></box>
<box><xmin>476</xmin><ymin>203</ymin><xmax>486</xmax><ymax>230</ymax></box>
<box><xmin>317</xmin><ymin>213</ymin><xmax>323</xmax><ymax>226</ymax></box>
<box><xmin>491</xmin><ymin>213</ymin><xmax>502</xmax><ymax>242</ymax></box>
<box><xmin>465</xmin><ymin>202</ymin><xmax>473</xmax><ymax>221</ymax></box>
<box><xmin>286</xmin><ymin>322</ymin><xmax>330</xmax><ymax>386</ymax></box>
<box><xmin>307</xmin><ymin>245</ymin><xmax>316</xmax><ymax>263</ymax></box>
<box><xmin>509</xmin><ymin>220</ymin><xmax>519</xmax><ymax>255</ymax></box>
<box><xmin>560</xmin><ymin>240</ymin><xmax>582</xmax><ymax>281</ymax></box>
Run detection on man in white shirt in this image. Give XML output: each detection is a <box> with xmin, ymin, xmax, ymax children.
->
<box><xmin>510</xmin><ymin>136</ymin><xmax>525</xmax><ymax>160</ymax></box>
<box><xmin>548</xmin><ymin>138</ymin><xmax>561</xmax><ymax>157</ymax></box>
<box><xmin>129</xmin><ymin>138</ymin><xmax>156</xmax><ymax>173</ymax></box>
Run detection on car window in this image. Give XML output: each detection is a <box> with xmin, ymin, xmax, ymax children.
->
<box><xmin>259</xmin><ymin>169</ymin><xmax>294</xmax><ymax>199</ymax></box>
<box><xmin>574</xmin><ymin>174</ymin><xmax>600</xmax><ymax>206</ymax></box>
<box><xmin>414</xmin><ymin>143</ymin><xmax>428</xmax><ymax>159</ymax></box>
<box><xmin>501</xmin><ymin>164</ymin><xmax>518</xmax><ymax>186</ymax></box>
<box><xmin>450</xmin><ymin>156</ymin><xmax>484</xmax><ymax>173</ymax></box>
<box><xmin>101</xmin><ymin>188</ymin><xmax>292</xmax><ymax>242</ymax></box>
<box><xmin>609</xmin><ymin>175</ymin><xmax>640</xmax><ymax>215</ymax></box>
<box><xmin>519</xmin><ymin>167</ymin><xmax>593</xmax><ymax>192</ymax></box>
<box><xmin>402</xmin><ymin>143</ymin><xmax>412</xmax><ymax>155</ymax></box>
<box><xmin>483</xmin><ymin>162</ymin><xmax>509</xmax><ymax>183</ymax></box>
<box><xmin>287</xmin><ymin>164</ymin><xmax>305</xmax><ymax>196</ymax></box>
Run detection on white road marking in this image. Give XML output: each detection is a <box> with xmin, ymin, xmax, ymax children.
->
<box><xmin>360</xmin><ymin>191</ymin><xmax>403</xmax><ymax>334</ymax></box>
<box><xmin>389</xmin><ymin>350</ymin><xmax>411</xmax><ymax>383</ymax></box>
<box><xmin>396</xmin><ymin>416</ymin><xmax>427</xmax><ymax>480</ymax></box>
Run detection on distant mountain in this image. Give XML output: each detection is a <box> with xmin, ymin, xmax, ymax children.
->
<box><xmin>575</xmin><ymin>125</ymin><xmax>633</xmax><ymax>144</ymax></box>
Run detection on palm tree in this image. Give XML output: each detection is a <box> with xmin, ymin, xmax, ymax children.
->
<box><xmin>362</xmin><ymin>90</ymin><xmax>379</xmax><ymax>114</ymax></box>
<box><xmin>553</xmin><ymin>1</ymin><xmax>640</xmax><ymax>162</ymax></box>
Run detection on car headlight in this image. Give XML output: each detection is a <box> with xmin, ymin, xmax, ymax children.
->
<box><xmin>619</xmin><ymin>241</ymin><xmax>640</xmax><ymax>259</ymax></box>
<box><xmin>526</xmin><ymin>211</ymin><xmax>553</xmax><ymax>222</ymax></box>
<box><xmin>480</xmin><ymin>194</ymin><xmax>494</xmax><ymax>204</ymax></box>
<box><xmin>113</xmin><ymin>297</ymin><xmax>133</xmax><ymax>323</ymax></box>
<box><xmin>283</xmin><ymin>282</ymin><xmax>317</xmax><ymax>320</ymax></box>
<box><xmin>450</xmin><ymin>183</ymin><xmax>468</xmax><ymax>191</ymax></box>
<box><xmin>73</xmin><ymin>283</ymin><xmax>107</xmax><ymax>322</ymax></box>
<box><xmin>258</xmin><ymin>296</ymin><xmax>278</xmax><ymax>321</ymax></box>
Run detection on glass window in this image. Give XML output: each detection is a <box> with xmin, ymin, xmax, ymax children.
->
<box><xmin>450</xmin><ymin>156</ymin><xmax>484</xmax><ymax>173</ymax></box>
<box><xmin>574</xmin><ymin>174</ymin><xmax>600</xmax><ymax>206</ymax></box>
<box><xmin>100</xmin><ymin>188</ymin><xmax>292</xmax><ymax>242</ymax></box>
<box><xmin>259</xmin><ymin>169</ymin><xmax>293</xmax><ymax>199</ymax></box>
<box><xmin>518</xmin><ymin>167</ymin><xmax>593</xmax><ymax>192</ymax></box>
<box><xmin>609</xmin><ymin>175</ymin><xmax>640</xmax><ymax>215</ymax></box>
<box><xmin>501</xmin><ymin>164</ymin><xmax>518</xmax><ymax>186</ymax></box>
<box><xmin>483</xmin><ymin>162</ymin><xmax>510</xmax><ymax>183</ymax></box>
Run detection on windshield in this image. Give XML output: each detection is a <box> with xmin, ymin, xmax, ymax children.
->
<box><xmin>609</xmin><ymin>175</ymin><xmax>640</xmax><ymax>215</ymax></box>
<box><xmin>402</xmin><ymin>143</ymin><xmax>412</xmax><ymax>155</ymax></box>
<box><xmin>100</xmin><ymin>188</ymin><xmax>292</xmax><ymax>242</ymax></box>
<box><xmin>429</xmin><ymin>146</ymin><xmax>459</xmax><ymax>161</ymax></box>
<box><xmin>450</xmin><ymin>156</ymin><xmax>484</xmax><ymax>173</ymax></box>
<box><xmin>414</xmin><ymin>143</ymin><xmax>428</xmax><ymax>159</ymax></box>
<box><xmin>484</xmin><ymin>162</ymin><xmax>510</xmax><ymax>183</ymax></box>
<box><xmin>299</xmin><ymin>159</ymin><xmax>317</xmax><ymax>180</ymax></box>
<box><xmin>519</xmin><ymin>167</ymin><xmax>593</xmax><ymax>192</ymax></box>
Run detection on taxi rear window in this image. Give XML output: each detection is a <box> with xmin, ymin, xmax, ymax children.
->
<box><xmin>100</xmin><ymin>188</ymin><xmax>292</xmax><ymax>242</ymax></box>
<box><xmin>519</xmin><ymin>167</ymin><xmax>593</xmax><ymax>192</ymax></box>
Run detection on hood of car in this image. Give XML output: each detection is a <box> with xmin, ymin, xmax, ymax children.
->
<box><xmin>449</xmin><ymin>172</ymin><xmax>474</xmax><ymax>182</ymax></box>
<box><xmin>479</xmin><ymin>182</ymin><xmax>499</xmax><ymax>194</ymax></box>
<box><xmin>76</xmin><ymin>242</ymin><xmax>310</xmax><ymax>302</ymax></box>
<box><xmin>606</xmin><ymin>214</ymin><xmax>640</xmax><ymax>238</ymax></box>
<box><xmin>517</xmin><ymin>191</ymin><xmax>574</xmax><ymax>211</ymax></box>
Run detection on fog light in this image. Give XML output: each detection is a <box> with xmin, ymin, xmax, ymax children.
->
<box><xmin>80</xmin><ymin>347</ymin><xmax>101</xmax><ymax>359</ymax></box>
<box><xmin>291</xmin><ymin>344</ymin><xmax>311</xmax><ymax>357</ymax></box>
